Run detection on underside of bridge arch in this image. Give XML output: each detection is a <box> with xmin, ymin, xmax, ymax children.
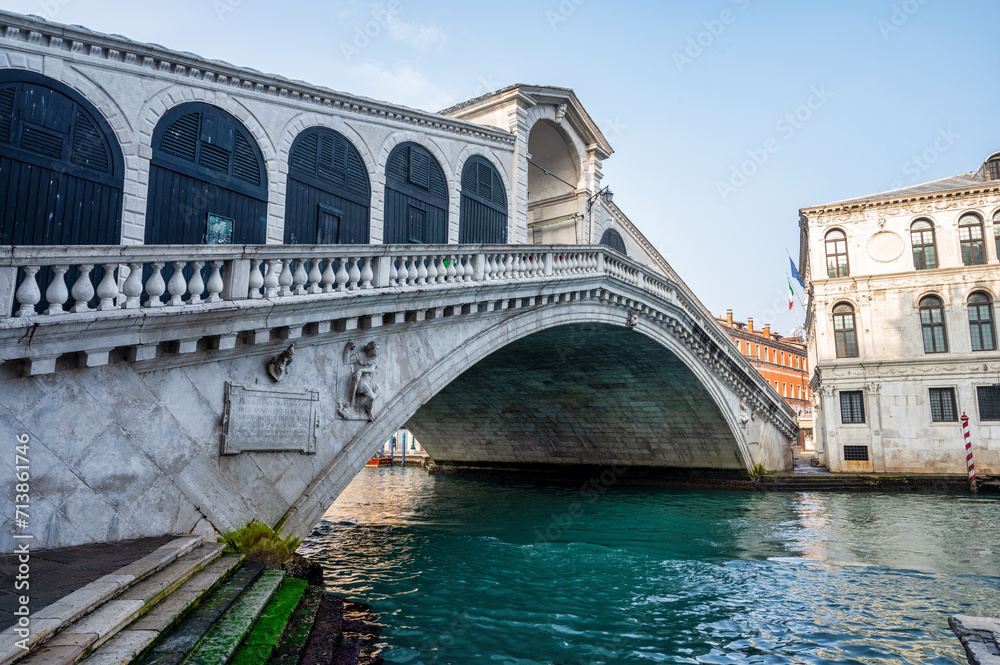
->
<box><xmin>405</xmin><ymin>323</ymin><xmax>746</xmax><ymax>473</ymax></box>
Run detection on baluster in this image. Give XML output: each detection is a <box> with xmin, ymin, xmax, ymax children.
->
<box><xmin>293</xmin><ymin>259</ymin><xmax>309</xmax><ymax>296</ymax></box>
<box><xmin>416</xmin><ymin>255</ymin><xmax>428</xmax><ymax>285</ymax></box>
<box><xmin>502</xmin><ymin>254</ymin><xmax>513</xmax><ymax>279</ymax></box>
<box><xmin>264</xmin><ymin>259</ymin><xmax>281</xmax><ymax>298</ymax></box>
<box><xmin>444</xmin><ymin>255</ymin><xmax>457</xmax><ymax>283</ymax></box>
<box><xmin>248</xmin><ymin>259</ymin><xmax>264</xmax><ymax>299</ymax></box>
<box><xmin>322</xmin><ymin>259</ymin><xmax>337</xmax><ymax>292</ymax></box>
<box><xmin>360</xmin><ymin>258</ymin><xmax>374</xmax><ymax>289</ymax></box>
<box><xmin>15</xmin><ymin>266</ymin><xmax>41</xmax><ymax>317</ymax></box>
<box><xmin>307</xmin><ymin>259</ymin><xmax>323</xmax><ymax>294</ymax></box>
<box><xmin>43</xmin><ymin>265</ymin><xmax>69</xmax><ymax>315</ymax></box>
<box><xmin>206</xmin><ymin>261</ymin><xmax>224</xmax><ymax>303</ymax></box>
<box><xmin>389</xmin><ymin>257</ymin><xmax>399</xmax><ymax>287</ymax></box>
<box><xmin>187</xmin><ymin>261</ymin><xmax>205</xmax><ymax>305</ymax></box>
<box><xmin>347</xmin><ymin>257</ymin><xmax>361</xmax><ymax>290</ymax></box>
<box><xmin>454</xmin><ymin>256</ymin><xmax>466</xmax><ymax>282</ymax></box>
<box><xmin>121</xmin><ymin>262</ymin><xmax>143</xmax><ymax>309</ymax></box>
<box><xmin>71</xmin><ymin>264</ymin><xmax>95</xmax><ymax>312</ymax></box>
<box><xmin>484</xmin><ymin>254</ymin><xmax>494</xmax><ymax>281</ymax></box>
<box><xmin>144</xmin><ymin>262</ymin><xmax>165</xmax><ymax>307</ymax></box>
<box><xmin>166</xmin><ymin>262</ymin><xmax>186</xmax><ymax>306</ymax></box>
<box><xmin>335</xmin><ymin>257</ymin><xmax>350</xmax><ymax>292</ymax></box>
<box><xmin>513</xmin><ymin>254</ymin><xmax>524</xmax><ymax>279</ymax></box>
<box><xmin>278</xmin><ymin>260</ymin><xmax>294</xmax><ymax>297</ymax></box>
<box><xmin>426</xmin><ymin>255</ymin><xmax>439</xmax><ymax>284</ymax></box>
<box><xmin>396</xmin><ymin>256</ymin><xmax>410</xmax><ymax>286</ymax></box>
<box><xmin>99</xmin><ymin>263</ymin><xmax>121</xmax><ymax>310</ymax></box>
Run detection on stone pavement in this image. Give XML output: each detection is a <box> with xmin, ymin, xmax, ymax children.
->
<box><xmin>791</xmin><ymin>446</ymin><xmax>832</xmax><ymax>475</ymax></box>
<box><xmin>0</xmin><ymin>535</ymin><xmax>176</xmax><ymax>631</ymax></box>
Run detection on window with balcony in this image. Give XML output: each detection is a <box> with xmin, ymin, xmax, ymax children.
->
<box><xmin>919</xmin><ymin>295</ymin><xmax>948</xmax><ymax>353</ymax></box>
<box><xmin>832</xmin><ymin>302</ymin><xmax>858</xmax><ymax>358</ymax></box>
<box><xmin>968</xmin><ymin>292</ymin><xmax>997</xmax><ymax>352</ymax></box>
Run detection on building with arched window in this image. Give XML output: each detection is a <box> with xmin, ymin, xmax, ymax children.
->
<box><xmin>799</xmin><ymin>151</ymin><xmax>1000</xmax><ymax>475</ymax></box>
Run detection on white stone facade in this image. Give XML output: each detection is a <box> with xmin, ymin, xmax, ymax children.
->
<box><xmin>800</xmin><ymin>153</ymin><xmax>1000</xmax><ymax>474</ymax></box>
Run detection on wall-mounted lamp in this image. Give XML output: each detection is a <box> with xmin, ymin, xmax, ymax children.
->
<box><xmin>586</xmin><ymin>186</ymin><xmax>613</xmax><ymax>211</ymax></box>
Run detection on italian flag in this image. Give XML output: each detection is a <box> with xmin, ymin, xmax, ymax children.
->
<box><xmin>787</xmin><ymin>277</ymin><xmax>795</xmax><ymax>310</ymax></box>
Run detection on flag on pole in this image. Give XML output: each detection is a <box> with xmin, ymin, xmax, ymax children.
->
<box><xmin>788</xmin><ymin>255</ymin><xmax>805</xmax><ymax>288</ymax></box>
<box><xmin>787</xmin><ymin>276</ymin><xmax>795</xmax><ymax>310</ymax></box>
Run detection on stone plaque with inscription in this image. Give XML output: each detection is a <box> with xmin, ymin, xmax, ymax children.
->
<box><xmin>221</xmin><ymin>382</ymin><xmax>319</xmax><ymax>455</ymax></box>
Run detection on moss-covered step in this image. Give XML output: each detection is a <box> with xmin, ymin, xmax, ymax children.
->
<box><xmin>81</xmin><ymin>554</ymin><xmax>243</xmax><ymax>665</ymax></box>
<box><xmin>298</xmin><ymin>594</ymin><xmax>344</xmax><ymax>665</ymax></box>
<box><xmin>132</xmin><ymin>562</ymin><xmax>266</xmax><ymax>665</ymax></box>
<box><xmin>180</xmin><ymin>569</ymin><xmax>284</xmax><ymax>665</ymax></box>
<box><xmin>267</xmin><ymin>587</ymin><xmax>323</xmax><ymax>665</ymax></box>
<box><xmin>226</xmin><ymin>578</ymin><xmax>308</xmax><ymax>665</ymax></box>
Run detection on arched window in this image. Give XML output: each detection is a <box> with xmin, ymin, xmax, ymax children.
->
<box><xmin>458</xmin><ymin>155</ymin><xmax>507</xmax><ymax>243</ymax></box>
<box><xmin>825</xmin><ymin>229</ymin><xmax>849</xmax><ymax>278</ymax></box>
<box><xmin>599</xmin><ymin>228</ymin><xmax>627</xmax><ymax>255</ymax></box>
<box><xmin>0</xmin><ymin>71</ymin><xmax>125</xmax><ymax>314</ymax></box>
<box><xmin>0</xmin><ymin>71</ymin><xmax>124</xmax><ymax>246</ymax></box>
<box><xmin>968</xmin><ymin>292</ymin><xmax>997</xmax><ymax>352</ymax></box>
<box><xmin>993</xmin><ymin>210</ymin><xmax>1000</xmax><ymax>259</ymax></box>
<box><xmin>919</xmin><ymin>295</ymin><xmax>948</xmax><ymax>353</ymax></box>
<box><xmin>384</xmin><ymin>142</ymin><xmax>448</xmax><ymax>244</ymax></box>
<box><xmin>959</xmin><ymin>213</ymin><xmax>986</xmax><ymax>266</ymax></box>
<box><xmin>910</xmin><ymin>219</ymin><xmax>937</xmax><ymax>270</ymax></box>
<box><xmin>146</xmin><ymin>102</ymin><xmax>267</xmax><ymax>245</ymax></box>
<box><xmin>988</xmin><ymin>155</ymin><xmax>1000</xmax><ymax>180</ymax></box>
<box><xmin>832</xmin><ymin>302</ymin><xmax>858</xmax><ymax>358</ymax></box>
<box><xmin>284</xmin><ymin>127</ymin><xmax>370</xmax><ymax>244</ymax></box>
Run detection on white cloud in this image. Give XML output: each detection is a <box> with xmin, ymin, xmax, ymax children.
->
<box><xmin>385</xmin><ymin>14</ymin><xmax>447</xmax><ymax>53</ymax></box>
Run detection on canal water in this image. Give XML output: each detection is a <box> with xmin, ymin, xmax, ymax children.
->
<box><xmin>298</xmin><ymin>467</ymin><xmax>1000</xmax><ymax>664</ymax></box>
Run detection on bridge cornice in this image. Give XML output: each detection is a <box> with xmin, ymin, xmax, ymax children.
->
<box><xmin>0</xmin><ymin>244</ymin><xmax>797</xmax><ymax>436</ymax></box>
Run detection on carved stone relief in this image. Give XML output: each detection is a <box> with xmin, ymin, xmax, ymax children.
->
<box><xmin>337</xmin><ymin>340</ymin><xmax>382</xmax><ymax>422</ymax></box>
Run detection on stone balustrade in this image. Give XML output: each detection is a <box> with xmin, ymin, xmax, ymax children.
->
<box><xmin>0</xmin><ymin>245</ymin><xmax>610</xmax><ymax>318</ymax></box>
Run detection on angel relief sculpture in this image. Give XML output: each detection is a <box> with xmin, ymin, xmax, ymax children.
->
<box><xmin>337</xmin><ymin>340</ymin><xmax>381</xmax><ymax>421</ymax></box>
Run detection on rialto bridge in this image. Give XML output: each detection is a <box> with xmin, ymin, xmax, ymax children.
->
<box><xmin>0</xmin><ymin>11</ymin><xmax>796</xmax><ymax>550</ymax></box>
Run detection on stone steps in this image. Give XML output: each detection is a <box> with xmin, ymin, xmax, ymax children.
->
<box><xmin>267</xmin><ymin>587</ymin><xmax>324</xmax><ymax>665</ymax></box>
<box><xmin>80</xmin><ymin>554</ymin><xmax>243</xmax><ymax>665</ymax></box>
<box><xmin>131</xmin><ymin>562</ymin><xmax>267</xmax><ymax>665</ymax></box>
<box><xmin>17</xmin><ymin>542</ymin><xmax>224</xmax><ymax>665</ymax></box>
<box><xmin>0</xmin><ymin>536</ymin><xmax>205</xmax><ymax>665</ymax></box>
<box><xmin>226</xmin><ymin>577</ymin><xmax>309</xmax><ymax>664</ymax></box>
<box><xmin>179</xmin><ymin>568</ymin><xmax>284</xmax><ymax>665</ymax></box>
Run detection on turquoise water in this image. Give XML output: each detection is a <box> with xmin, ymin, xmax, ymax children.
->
<box><xmin>298</xmin><ymin>467</ymin><xmax>1000</xmax><ymax>664</ymax></box>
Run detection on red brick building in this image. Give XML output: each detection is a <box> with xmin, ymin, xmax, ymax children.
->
<box><xmin>715</xmin><ymin>310</ymin><xmax>813</xmax><ymax>448</ymax></box>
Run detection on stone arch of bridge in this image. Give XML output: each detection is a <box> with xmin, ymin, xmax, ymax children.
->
<box><xmin>278</xmin><ymin>300</ymin><xmax>753</xmax><ymax>540</ymax></box>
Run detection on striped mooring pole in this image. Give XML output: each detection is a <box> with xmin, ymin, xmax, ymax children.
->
<box><xmin>961</xmin><ymin>412</ymin><xmax>976</xmax><ymax>487</ymax></box>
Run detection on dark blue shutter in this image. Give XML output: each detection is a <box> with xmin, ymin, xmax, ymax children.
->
<box><xmin>147</xmin><ymin>102</ymin><xmax>267</xmax><ymax>245</ymax></box>
<box><xmin>384</xmin><ymin>142</ymin><xmax>448</xmax><ymax>244</ymax></box>
<box><xmin>458</xmin><ymin>155</ymin><xmax>507</xmax><ymax>243</ymax></box>
<box><xmin>284</xmin><ymin>127</ymin><xmax>371</xmax><ymax>245</ymax></box>
<box><xmin>0</xmin><ymin>87</ymin><xmax>13</xmax><ymax>141</ymax></box>
<box><xmin>600</xmin><ymin>229</ymin><xmax>627</xmax><ymax>255</ymax></box>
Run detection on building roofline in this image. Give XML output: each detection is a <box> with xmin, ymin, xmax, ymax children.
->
<box><xmin>0</xmin><ymin>9</ymin><xmax>516</xmax><ymax>147</ymax></box>
<box><xmin>441</xmin><ymin>83</ymin><xmax>614</xmax><ymax>158</ymax></box>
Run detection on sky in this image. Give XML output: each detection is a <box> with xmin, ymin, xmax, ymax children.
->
<box><xmin>4</xmin><ymin>0</ymin><xmax>999</xmax><ymax>335</ymax></box>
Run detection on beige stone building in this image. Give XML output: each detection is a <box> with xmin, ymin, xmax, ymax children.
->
<box><xmin>800</xmin><ymin>151</ymin><xmax>1000</xmax><ymax>474</ymax></box>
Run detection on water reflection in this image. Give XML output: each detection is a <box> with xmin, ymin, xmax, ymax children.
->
<box><xmin>299</xmin><ymin>468</ymin><xmax>1000</xmax><ymax>665</ymax></box>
